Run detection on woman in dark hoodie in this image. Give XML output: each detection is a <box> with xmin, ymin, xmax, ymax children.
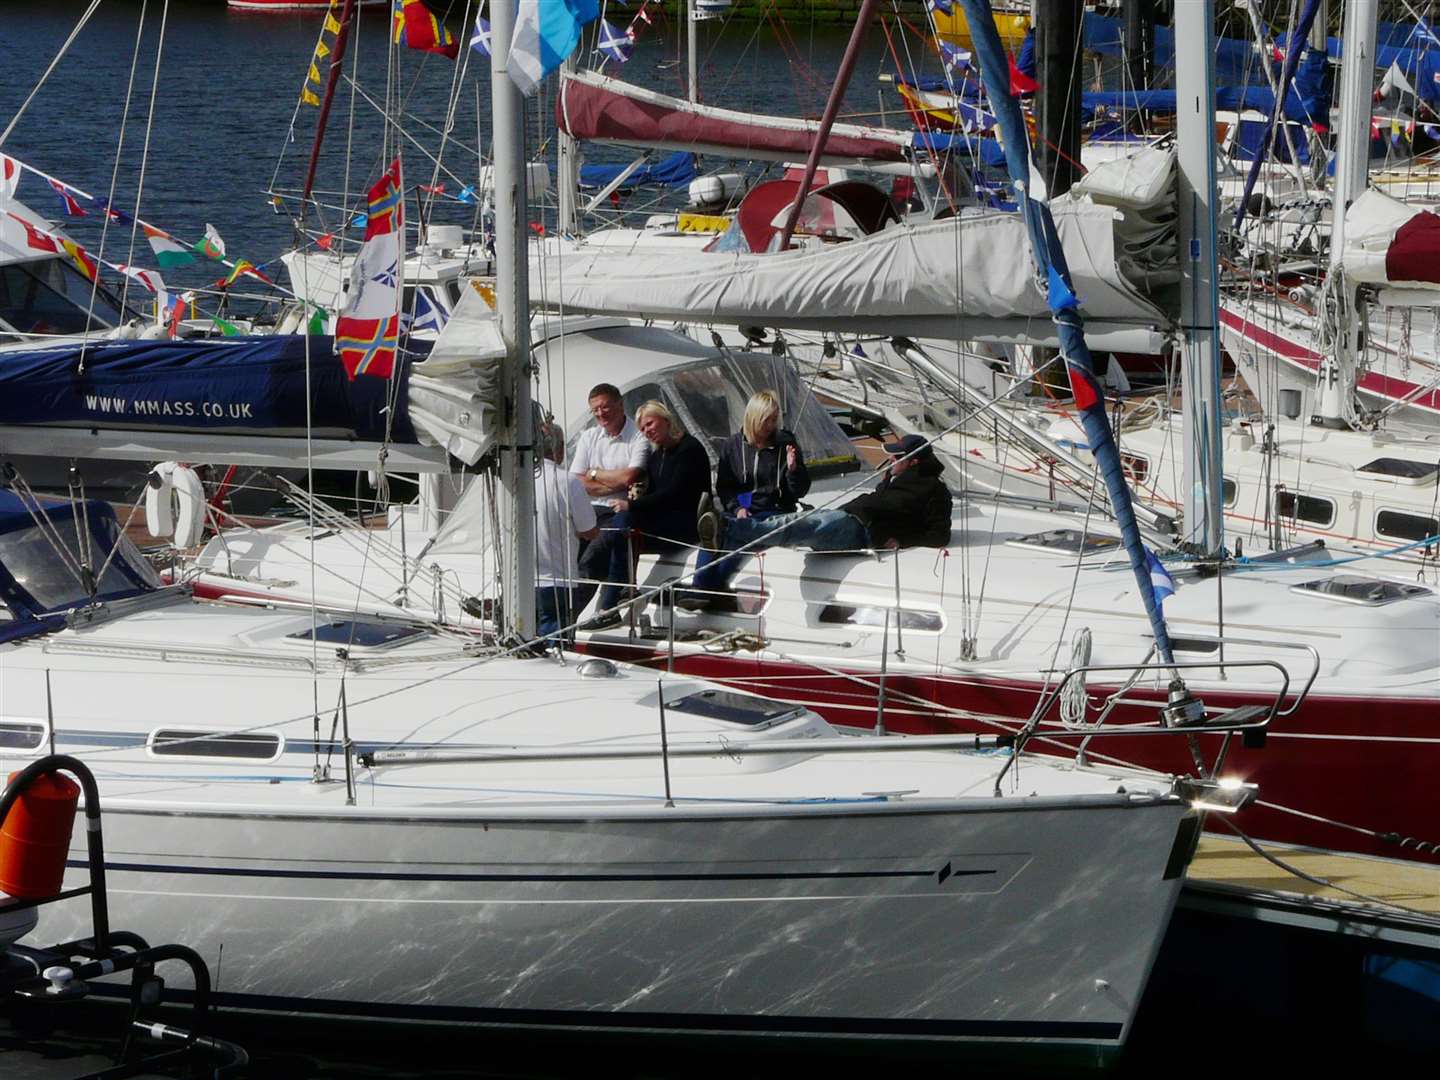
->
<box><xmin>688</xmin><ymin>390</ymin><xmax>809</xmax><ymax>602</ymax></box>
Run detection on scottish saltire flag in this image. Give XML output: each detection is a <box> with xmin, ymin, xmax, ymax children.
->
<box><xmin>939</xmin><ymin>41</ymin><xmax>971</xmax><ymax>73</ymax></box>
<box><xmin>1144</xmin><ymin>549</ymin><xmax>1176</xmax><ymax>606</ymax></box>
<box><xmin>597</xmin><ymin>20</ymin><xmax>634</xmax><ymax>64</ymax></box>
<box><xmin>144</xmin><ymin>224</ymin><xmax>195</xmax><ymax>268</ymax></box>
<box><xmin>471</xmin><ymin>14</ymin><xmax>491</xmax><ymax>57</ymax></box>
<box><xmin>926</xmin><ymin>0</ymin><xmax>954</xmax><ymax>14</ymax></box>
<box><xmin>47</xmin><ymin>179</ymin><xmax>87</xmax><ymax>217</ymax></box>
<box><xmin>194</xmin><ymin>223</ymin><xmax>226</xmax><ymax>260</ymax></box>
<box><xmin>0</xmin><ymin>155</ymin><xmax>19</xmax><ymax>200</ymax></box>
<box><xmin>393</xmin><ymin>0</ymin><xmax>460</xmax><ymax>60</ymax></box>
<box><xmin>335</xmin><ymin>160</ymin><xmax>403</xmax><ymax>380</ymax></box>
<box><xmin>402</xmin><ymin>289</ymin><xmax>445</xmax><ymax>334</ymax></box>
<box><xmin>509</xmin><ymin>0</ymin><xmax>601</xmax><ymax>96</ymax></box>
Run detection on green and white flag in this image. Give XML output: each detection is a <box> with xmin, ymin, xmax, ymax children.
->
<box><xmin>143</xmin><ymin>224</ymin><xmax>194</xmax><ymax>268</ymax></box>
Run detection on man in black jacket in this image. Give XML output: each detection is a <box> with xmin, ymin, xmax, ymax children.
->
<box><xmin>841</xmin><ymin>433</ymin><xmax>953</xmax><ymax>549</ymax></box>
<box><xmin>697</xmin><ymin>434</ymin><xmax>952</xmax><ymax>557</ymax></box>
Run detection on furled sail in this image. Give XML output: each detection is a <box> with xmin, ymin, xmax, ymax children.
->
<box><xmin>557</xmin><ymin>70</ymin><xmax>915</xmax><ymax>166</ymax></box>
<box><xmin>536</xmin><ymin>204</ymin><xmax>1171</xmax><ymax>352</ymax></box>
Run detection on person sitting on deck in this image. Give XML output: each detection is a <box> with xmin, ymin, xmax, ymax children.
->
<box><xmin>684</xmin><ymin>389</ymin><xmax>809</xmax><ymax>609</ymax></box>
<box><xmin>569</xmin><ymin>382</ymin><xmax>650</xmax><ymax>616</ymax></box>
<box><xmin>581</xmin><ymin>400</ymin><xmax>712</xmax><ymax>631</ymax></box>
<box><xmin>695</xmin><ymin>433</ymin><xmax>952</xmax><ymax>562</ymax></box>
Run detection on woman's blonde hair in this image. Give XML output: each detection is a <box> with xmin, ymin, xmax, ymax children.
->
<box><xmin>742</xmin><ymin>389</ymin><xmax>781</xmax><ymax>447</ymax></box>
<box><xmin>635</xmin><ymin>399</ymin><xmax>684</xmax><ymax>440</ymax></box>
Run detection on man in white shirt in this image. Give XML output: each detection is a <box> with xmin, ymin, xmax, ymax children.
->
<box><xmin>536</xmin><ymin>420</ymin><xmax>597</xmax><ymax>645</ymax></box>
<box><xmin>568</xmin><ymin>382</ymin><xmax>649</xmax><ymax>613</ymax></box>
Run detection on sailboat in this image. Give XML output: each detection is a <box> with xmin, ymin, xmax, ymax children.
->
<box><xmin>0</xmin><ymin>0</ymin><xmax>1229</xmax><ymax>1055</ymax></box>
<box><xmin>134</xmin><ymin>4</ymin><xmax>1435</xmax><ymax>873</ymax></box>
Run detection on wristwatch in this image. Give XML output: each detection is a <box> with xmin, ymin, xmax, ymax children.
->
<box><xmin>588</xmin><ymin>468</ymin><xmax>598</xmax><ymax>481</ymax></box>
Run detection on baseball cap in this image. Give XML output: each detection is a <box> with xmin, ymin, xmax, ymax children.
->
<box><xmin>882</xmin><ymin>433</ymin><xmax>932</xmax><ymax>458</ymax></box>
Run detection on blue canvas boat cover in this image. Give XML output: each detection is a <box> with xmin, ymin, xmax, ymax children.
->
<box><xmin>579</xmin><ymin>151</ymin><xmax>698</xmax><ymax>191</ymax></box>
<box><xmin>0</xmin><ymin>335</ymin><xmax>419</xmax><ymax>443</ymax></box>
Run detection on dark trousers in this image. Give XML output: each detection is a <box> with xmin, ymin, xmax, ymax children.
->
<box><xmin>536</xmin><ymin>585</ymin><xmax>578</xmax><ymax>644</ymax></box>
<box><xmin>573</xmin><ymin>505</ymin><xmax>616</xmax><ymax>616</ymax></box>
<box><xmin>593</xmin><ymin>508</ymin><xmax>699</xmax><ymax>613</ymax></box>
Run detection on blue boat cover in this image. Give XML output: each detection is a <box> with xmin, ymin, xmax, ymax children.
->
<box><xmin>0</xmin><ymin>335</ymin><xmax>418</xmax><ymax>443</ymax></box>
<box><xmin>579</xmin><ymin>151</ymin><xmax>698</xmax><ymax>191</ymax></box>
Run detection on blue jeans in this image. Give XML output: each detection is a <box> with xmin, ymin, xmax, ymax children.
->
<box><xmin>720</xmin><ymin>508</ymin><xmax>869</xmax><ymax>559</ymax></box>
<box><xmin>536</xmin><ymin>586</ymin><xmax>578</xmax><ymax>643</ymax></box>
<box><xmin>595</xmin><ymin>508</ymin><xmax>698</xmax><ymax>613</ymax></box>
<box><xmin>693</xmin><ymin>509</ymin><xmax>784</xmax><ymax>592</ymax></box>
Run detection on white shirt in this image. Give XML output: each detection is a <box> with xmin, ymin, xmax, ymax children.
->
<box><xmin>569</xmin><ymin>418</ymin><xmax>649</xmax><ymax>505</ymax></box>
<box><xmin>536</xmin><ymin>459</ymin><xmax>597</xmax><ymax>587</ymax></box>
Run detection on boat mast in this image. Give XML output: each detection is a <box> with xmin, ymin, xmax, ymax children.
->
<box><xmin>777</xmin><ymin>0</ymin><xmax>880</xmax><ymax>250</ymax></box>
<box><xmin>1034</xmin><ymin>0</ymin><xmax>1082</xmax><ymax>197</ymax></box>
<box><xmin>492</xmin><ymin>0</ymin><xmax>537</xmax><ymax>640</ymax></box>
<box><xmin>557</xmin><ymin>53</ymin><xmax>581</xmax><ymax>235</ymax></box>
<box><xmin>688</xmin><ymin>1</ymin><xmax>700</xmax><ymax>103</ymax></box>
<box><xmin>1315</xmin><ymin>0</ymin><xmax>1376</xmax><ymax>427</ymax></box>
<box><xmin>1174</xmin><ymin>0</ymin><xmax>1225</xmax><ymax>556</ymax></box>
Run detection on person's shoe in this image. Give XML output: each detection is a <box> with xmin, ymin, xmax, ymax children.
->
<box><xmin>579</xmin><ymin>610</ymin><xmax>623</xmax><ymax>632</ymax></box>
<box><xmin>697</xmin><ymin>508</ymin><xmax>721</xmax><ymax>551</ymax></box>
<box><xmin>674</xmin><ymin>589</ymin><xmax>716</xmax><ymax>612</ymax></box>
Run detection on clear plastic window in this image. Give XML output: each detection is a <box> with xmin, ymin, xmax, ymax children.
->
<box><xmin>0</xmin><ymin>516</ymin><xmax>157</xmax><ymax>611</ymax></box>
<box><xmin>0</xmin><ymin>260</ymin><xmax>128</xmax><ymax>336</ymax></box>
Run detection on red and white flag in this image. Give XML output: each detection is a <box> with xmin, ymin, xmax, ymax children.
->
<box><xmin>334</xmin><ymin>160</ymin><xmax>403</xmax><ymax>380</ymax></box>
<box><xmin>0</xmin><ymin>155</ymin><xmax>19</xmax><ymax>200</ymax></box>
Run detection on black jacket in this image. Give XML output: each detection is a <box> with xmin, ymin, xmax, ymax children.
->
<box><xmin>629</xmin><ymin>433</ymin><xmax>712</xmax><ymax>521</ymax></box>
<box><xmin>842</xmin><ymin>455</ymin><xmax>953</xmax><ymax>548</ymax></box>
<box><xmin>715</xmin><ymin>430</ymin><xmax>811</xmax><ymax>515</ymax></box>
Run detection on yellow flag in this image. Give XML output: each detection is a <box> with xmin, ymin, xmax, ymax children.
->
<box><xmin>309</xmin><ymin>63</ymin><xmax>321</xmax><ymax>84</ymax></box>
<box><xmin>323</xmin><ymin>13</ymin><xmax>342</xmax><ymax>35</ymax></box>
<box><xmin>315</xmin><ymin>40</ymin><xmax>330</xmax><ymax>60</ymax></box>
<box><xmin>302</xmin><ymin>87</ymin><xmax>321</xmax><ymax>107</ymax></box>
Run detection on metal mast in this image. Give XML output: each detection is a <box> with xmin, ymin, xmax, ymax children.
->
<box><xmin>492</xmin><ymin>0</ymin><xmax>536</xmax><ymax>640</ymax></box>
<box><xmin>1174</xmin><ymin>0</ymin><xmax>1225</xmax><ymax>556</ymax></box>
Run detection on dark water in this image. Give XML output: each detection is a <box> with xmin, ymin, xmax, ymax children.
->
<box><xmin>0</xmin><ymin>1</ymin><xmax>910</xmax><ymax>301</ymax></box>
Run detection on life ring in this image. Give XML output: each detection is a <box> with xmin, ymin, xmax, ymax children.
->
<box><xmin>144</xmin><ymin>462</ymin><xmax>207</xmax><ymax>548</ymax></box>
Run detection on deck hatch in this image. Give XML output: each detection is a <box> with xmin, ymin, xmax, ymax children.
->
<box><xmin>1290</xmin><ymin>576</ymin><xmax>1433</xmax><ymax>607</ymax></box>
<box><xmin>285</xmin><ymin>620</ymin><xmax>429</xmax><ymax>648</ymax></box>
<box><xmin>1005</xmin><ymin>529</ymin><xmax>1121</xmax><ymax>557</ymax></box>
<box><xmin>1357</xmin><ymin>457</ymin><xmax>1439</xmax><ymax>484</ymax></box>
<box><xmin>664</xmin><ymin>689</ymin><xmax>806</xmax><ymax>728</ymax></box>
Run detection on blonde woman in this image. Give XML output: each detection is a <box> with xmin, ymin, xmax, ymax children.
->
<box><xmin>687</xmin><ymin>389</ymin><xmax>810</xmax><ymax>605</ymax></box>
<box><xmin>583</xmin><ymin>399</ymin><xmax>712</xmax><ymax>629</ymax></box>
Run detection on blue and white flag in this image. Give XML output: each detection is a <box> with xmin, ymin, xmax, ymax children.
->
<box><xmin>471</xmin><ymin>15</ymin><xmax>491</xmax><ymax>58</ymax></box>
<box><xmin>402</xmin><ymin>290</ymin><xmax>446</xmax><ymax>334</ymax></box>
<box><xmin>508</xmin><ymin>0</ymin><xmax>600</xmax><ymax>97</ymax></box>
<box><xmin>597</xmin><ymin>19</ymin><xmax>634</xmax><ymax>64</ymax></box>
<box><xmin>1144</xmin><ymin>548</ymin><xmax>1176</xmax><ymax>606</ymax></box>
<box><xmin>926</xmin><ymin>0</ymin><xmax>955</xmax><ymax>15</ymax></box>
<box><xmin>939</xmin><ymin>40</ymin><xmax>971</xmax><ymax>74</ymax></box>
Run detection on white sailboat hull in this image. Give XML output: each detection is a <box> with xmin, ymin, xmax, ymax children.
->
<box><xmin>61</xmin><ymin>793</ymin><xmax>1186</xmax><ymax>1046</ymax></box>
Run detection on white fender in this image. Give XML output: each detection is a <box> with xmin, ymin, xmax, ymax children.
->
<box><xmin>144</xmin><ymin>462</ymin><xmax>207</xmax><ymax>547</ymax></box>
<box><xmin>170</xmin><ymin>465</ymin><xmax>207</xmax><ymax>548</ymax></box>
<box><xmin>144</xmin><ymin>463</ymin><xmax>178</xmax><ymax>538</ymax></box>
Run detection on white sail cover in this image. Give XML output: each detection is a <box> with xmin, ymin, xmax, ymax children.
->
<box><xmin>407</xmin><ymin>281</ymin><xmax>507</xmax><ymax>465</ymax></box>
<box><xmin>535</xmin><ymin>204</ymin><xmax>1171</xmax><ymax>351</ymax></box>
<box><xmin>1341</xmin><ymin>186</ymin><xmax>1440</xmax><ymax>299</ymax></box>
